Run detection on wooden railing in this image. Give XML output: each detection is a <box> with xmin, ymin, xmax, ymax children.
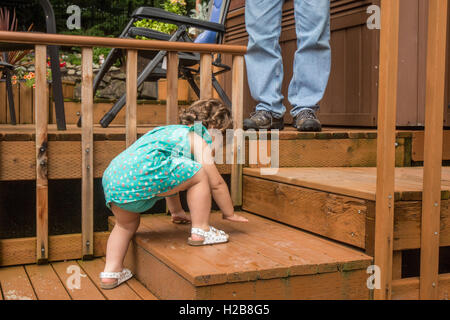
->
<box><xmin>0</xmin><ymin>31</ymin><xmax>246</xmax><ymax>262</ymax></box>
<box><xmin>376</xmin><ymin>0</ymin><xmax>448</xmax><ymax>300</ymax></box>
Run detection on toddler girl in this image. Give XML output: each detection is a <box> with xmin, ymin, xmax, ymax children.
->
<box><xmin>99</xmin><ymin>99</ymin><xmax>248</xmax><ymax>289</ymax></box>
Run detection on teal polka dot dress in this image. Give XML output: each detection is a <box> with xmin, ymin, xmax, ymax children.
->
<box><xmin>102</xmin><ymin>123</ymin><xmax>212</xmax><ymax>211</ymax></box>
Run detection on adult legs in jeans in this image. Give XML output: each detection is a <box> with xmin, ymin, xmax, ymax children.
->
<box><xmin>244</xmin><ymin>0</ymin><xmax>331</xmax><ymax>130</ymax></box>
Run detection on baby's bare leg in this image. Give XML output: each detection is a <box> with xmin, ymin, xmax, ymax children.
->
<box><xmin>160</xmin><ymin>168</ymin><xmax>211</xmax><ymax>240</ymax></box>
<box><xmin>102</xmin><ymin>204</ymin><xmax>140</xmax><ymax>284</ymax></box>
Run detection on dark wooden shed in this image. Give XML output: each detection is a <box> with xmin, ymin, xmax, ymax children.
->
<box><xmin>223</xmin><ymin>0</ymin><xmax>450</xmax><ymax>127</ymax></box>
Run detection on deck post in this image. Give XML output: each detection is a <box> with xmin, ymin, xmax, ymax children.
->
<box><xmin>126</xmin><ymin>50</ymin><xmax>138</xmax><ymax>147</ymax></box>
<box><xmin>35</xmin><ymin>44</ymin><xmax>49</xmax><ymax>264</ymax></box>
<box><xmin>200</xmin><ymin>53</ymin><xmax>213</xmax><ymax>99</ymax></box>
<box><xmin>231</xmin><ymin>55</ymin><xmax>244</xmax><ymax>206</ymax></box>
<box><xmin>81</xmin><ymin>47</ymin><xmax>94</xmax><ymax>259</ymax></box>
<box><xmin>374</xmin><ymin>0</ymin><xmax>400</xmax><ymax>300</ymax></box>
<box><xmin>166</xmin><ymin>52</ymin><xmax>179</xmax><ymax>125</ymax></box>
<box><xmin>420</xmin><ymin>0</ymin><xmax>448</xmax><ymax>300</ymax></box>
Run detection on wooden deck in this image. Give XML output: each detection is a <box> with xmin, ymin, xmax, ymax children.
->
<box><xmin>242</xmin><ymin>166</ymin><xmax>450</xmax><ymax>293</ymax></box>
<box><xmin>0</xmin><ymin>257</ymin><xmax>157</xmax><ymax>300</ymax></box>
<box><xmin>0</xmin><ymin>124</ymin><xmax>442</xmax><ymax>182</ymax></box>
<box><xmin>115</xmin><ymin>212</ymin><xmax>373</xmax><ymax>300</ymax></box>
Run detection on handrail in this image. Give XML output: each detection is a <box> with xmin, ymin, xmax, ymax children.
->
<box><xmin>0</xmin><ymin>31</ymin><xmax>247</xmax><ymax>55</ymax></box>
<box><xmin>2</xmin><ymin>30</ymin><xmax>245</xmax><ymax>264</ymax></box>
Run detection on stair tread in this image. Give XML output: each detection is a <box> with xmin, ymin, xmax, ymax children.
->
<box><xmin>111</xmin><ymin>212</ymin><xmax>372</xmax><ymax>287</ymax></box>
<box><xmin>244</xmin><ymin>167</ymin><xmax>450</xmax><ymax>201</ymax></box>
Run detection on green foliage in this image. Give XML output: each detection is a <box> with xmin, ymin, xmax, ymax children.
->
<box><xmin>134</xmin><ymin>0</ymin><xmax>187</xmax><ymax>36</ymax></box>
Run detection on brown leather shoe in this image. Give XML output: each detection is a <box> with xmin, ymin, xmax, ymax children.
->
<box><xmin>243</xmin><ymin>110</ymin><xmax>284</xmax><ymax>130</ymax></box>
<box><xmin>293</xmin><ymin>109</ymin><xmax>322</xmax><ymax>132</ymax></box>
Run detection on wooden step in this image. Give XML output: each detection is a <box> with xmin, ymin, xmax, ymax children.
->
<box><xmin>110</xmin><ymin>212</ymin><xmax>373</xmax><ymax>300</ymax></box>
<box><xmin>243</xmin><ymin>167</ymin><xmax>450</xmax><ymax>254</ymax></box>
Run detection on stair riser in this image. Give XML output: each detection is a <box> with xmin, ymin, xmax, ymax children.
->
<box><xmin>124</xmin><ymin>240</ymin><xmax>371</xmax><ymax>300</ymax></box>
<box><xmin>243</xmin><ymin>175</ymin><xmax>450</xmax><ymax>254</ymax></box>
<box><xmin>245</xmin><ymin>137</ymin><xmax>409</xmax><ymax>168</ymax></box>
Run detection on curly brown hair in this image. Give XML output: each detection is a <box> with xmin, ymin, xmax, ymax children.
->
<box><xmin>179</xmin><ymin>99</ymin><xmax>233</xmax><ymax>132</ymax></box>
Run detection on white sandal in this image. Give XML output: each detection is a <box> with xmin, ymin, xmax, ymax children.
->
<box><xmin>188</xmin><ymin>226</ymin><xmax>229</xmax><ymax>246</ymax></box>
<box><xmin>99</xmin><ymin>268</ymin><xmax>133</xmax><ymax>290</ymax></box>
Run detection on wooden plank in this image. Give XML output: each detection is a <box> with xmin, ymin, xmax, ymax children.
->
<box><xmin>0</xmin><ymin>232</ymin><xmax>109</xmax><ymax>267</ymax></box>
<box><xmin>25</xmin><ymin>264</ymin><xmax>71</xmax><ymax>300</ymax></box>
<box><xmin>52</xmin><ymin>260</ymin><xmax>106</xmax><ymax>300</ymax></box>
<box><xmin>374</xmin><ymin>0</ymin><xmax>400</xmax><ymax>299</ymax></box>
<box><xmin>35</xmin><ymin>44</ymin><xmax>49</xmax><ymax>263</ymax></box>
<box><xmin>126</xmin><ymin>49</ymin><xmax>138</xmax><ymax>147</ymax></box>
<box><xmin>123</xmin><ymin>241</ymin><xmax>197</xmax><ymax>299</ymax></box>
<box><xmin>77</xmin><ymin>259</ymin><xmax>142</xmax><ymax>300</ymax></box>
<box><xmin>19</xmin><ymin>82</ymin><xmax>33</xmax><ymax>124</ymax></box>
<box><xmin>411</xmin><ymin>131</ymin><xmax>450</xmax><ymax>162</ymax></box>
<box><xmin>124</xmin><ymin>213</ymin><xmax>372</xmax><ymax>300</ymax></box>
<box><xmin>420</xmin><ymin>0</ymin><xmax>448</xmax><ymax>300</ymax></box>
<box><xmin>81</xmin><ymin>47</ymin><xmax>94</xmax><ymax>259</ymax></box>
<box><xmin>166</xmin><ymin>52</ymin><xmax>179</xmax><ymax>125</ymax></box>
<box><xmin>392</xmin><ymin>251</ymin><xmax>402</xmax><ymax>280</ymax></box>
<box><xmin>231</xmin><ymin>55</ymin><xmax>244</xmax><ymax>206</ymax></box>
<box><xmin>126</xmin><ymin>278</ymin><xmax>158</xmax><ymax>300</ymax></box>
<box><xmin>0</xmin><ymin>139</ymin><xmax>230</xmax><ymax>181</ymax></box>
<box><xmin>242</xmin><ymin>175</ymin><xmax>368</xmax><ymax>249</ymax></box>
<box><xmin>200</xmin><ymin>53</ymin><xmax>212</xmax><ymax>99</ymax></box>
<box><xmin>0</xmin><ymin>266</ymin><xmax>36</xmax><ymax>300</ymax></box>
<box><xmin>244</xmin><ymin>167</ymin><xmax>450</xmax><ymax>202</ymax></box>
<box><xmin>392</xmin><ymin>273</ymin><xmax>450</xmax><ymax>300</ymax></box>
<box><xmin>53</xmin><ymin>101</ymin><xmax>169</xmax><ymax>126</ymax></box>
<box><xmin>394</xmin><ymin>200</ymin><xmax>450</xmax><ymax>250</ymax></box>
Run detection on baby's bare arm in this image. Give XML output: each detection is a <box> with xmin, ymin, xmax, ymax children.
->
<box><xmin>190</xmin><ymin>133</ymin><xmax>248</xmax><ymax>222</ymax></box>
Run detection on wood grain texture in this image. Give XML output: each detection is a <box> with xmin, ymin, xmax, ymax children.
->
<box><xmin>0</xmin><ymin>232</ymin><xmax>109</xmax><ymax>267</ymax></box>
<box><xmin>374</xmin><ymin>0</ymin><xmax>400</xmax><ymax>300</ymax></box>
<box><xmin>81</xmin><ymin>47</ymin><xmax>94</xmax><ymax>258</ymax></box>
<box><xmin>392</xmin><ymin>273</ymin><xmax>450</xmax><ymax>300</ymax></box>
<box><xmin>0</xmin><ymin>31</ymin><xmax>247</xmax><ymax>55</ymax></box>
<box><xmin>35</xmin><ymin>44</ymin><xmax>49</xmax><ymax>263</ymax></box>
<box><xmin>244</xmin><ymin>167</ymin><xmax>450</xmax><ymax>202</ymax></box>
<box><xmin>51</xmin><ymin>260</ymin><xmax>106</xmax><ymax>300</ymax></box>
<box><xmin>420</xmin><ymin>0</ymin><xmax>448</xmax><ymax>300</ymax></box>
<box><xmin>25</xmin><ymin>264</ymin><xmax>71</xmax><ymax>300</ymax></box>
<box><xmin>116</xmin><ymin>212</ymin><xmax>372</xmax><ymax>300</ymax></box>
<box><xmin>126</xmin><ymin>49</ymin><xmax>138</xmax><ymax>147</ymax></box>
<box><xmin>242</xmin><ymin>175</ymin><xmax>368</xmax><ymax>248</ymax></box>
<box><xmin>200</xmin><ymin>53</ymin><xmax>212</xmax><ymax>99</ymax></box>
<box><xmin>166</xmin><ymin>51</ymin><xmax>179</xmax><ymax>125</ymax></box>
<box><xmin>0</xmin><ymin>266</ymin><xmax>36</xmax><ymax>300</ymax></box>
<box><xmin>231</xmin><ymin>55</ymin><xmax>244</xmax><ymax>206</ymax></box>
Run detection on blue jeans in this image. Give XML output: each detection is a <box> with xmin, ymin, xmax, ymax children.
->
<box><xmin>245</xmin><ymin>0</ymin><xmax>331</xmax><ymax>118</ymax></box>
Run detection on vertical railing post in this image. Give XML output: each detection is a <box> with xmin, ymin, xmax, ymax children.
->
<box><xmin>126</xmin><ymin>50</ymin><xmax>138</xmax><ymax>147</ymax></box>
<box><xmin>200</xmin><ymin>53</ymin><xmax>212</xmax><ymax>99</ymax></box>
<box><xmin>231</xmin><ymin>55</ymin><xmax>244</xmax><ymax>206</ymax></box>
<box><xmin>166</xmin><ymin>52</ymin><xmax>179</xmax><ymax>125</ymax></box>
<box><xmin>35</xmin><ymin>44</ymin><xmax>49</xmax><ymax>264</ymax></box>
<box><xmin>81</xmin><ymin>47</ymin><xmax>94</xmax><ymax>259</ymax></box>
<box><xmin>374</xmin><ymin>0</ymin><xmax>400</xmax><ymax>300</ymax></box>
<box><xmin>420</xmin><ymin>0</ymin><xmax>448</xmax><ymax>300</ymax></box>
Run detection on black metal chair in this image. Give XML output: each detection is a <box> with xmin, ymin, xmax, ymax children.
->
<box><xmin>0</xmin><ymin>0</ymin><xmax>66</xmax><ymax>129</ymax></box>
<box><xmin>78</xmin><ymin>0</ymin><xmax>232</xmax><ymax>128</ymax></box>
